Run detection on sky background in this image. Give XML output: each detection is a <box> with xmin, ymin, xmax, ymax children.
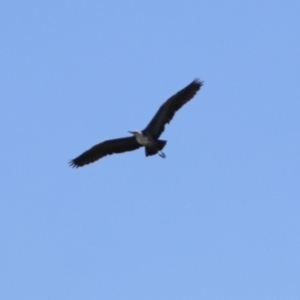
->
<box><xmin>1</xmin><ymin>1</ymin><xmax>299</xmax><ymax>299</ymax></box>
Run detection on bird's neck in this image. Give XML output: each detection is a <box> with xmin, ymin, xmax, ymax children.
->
<box><xmin>135</xmin><ymin>133</ymin><xmax>150</xmax><ymax>145</ymax></box>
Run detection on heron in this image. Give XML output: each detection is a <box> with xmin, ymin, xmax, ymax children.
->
<box><xmin>69</xmin><ymin>78</ymin><xmax>203</xmax><ymax>168</ymax></box>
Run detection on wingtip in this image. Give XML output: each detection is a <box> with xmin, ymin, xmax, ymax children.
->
<box><xmin>194</xmin><ymin>78</ymin><xmax>204</xmax><ymax>87</ymax></box>
<box><xmin>68</xmin><ymin>159</ymin><xmax>80</xmax><ymax>168</ymax></box>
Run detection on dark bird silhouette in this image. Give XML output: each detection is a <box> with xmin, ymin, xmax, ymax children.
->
<box><xmin>69</xmin><ymin>79</ymin><xmax>203</xmax><ymax>168</ymax></box>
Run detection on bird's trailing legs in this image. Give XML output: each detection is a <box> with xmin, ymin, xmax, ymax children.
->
<box><xmin>158</xmin><ymin>150</ymin><xmax>166</xmax><ymax>158</ymax></box>
<box><xmin>158</xmin><ymin>151</ymin><xmax>166</xmax><ymax>158</ymax></box>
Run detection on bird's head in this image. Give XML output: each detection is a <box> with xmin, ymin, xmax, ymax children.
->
<box><xmin>128</xmin><ymin>130</ymin><xmax>142</xmax><ymax>137</ymax></box>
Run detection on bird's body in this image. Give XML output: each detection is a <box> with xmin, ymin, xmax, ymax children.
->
<box><xmin>130</xmin><ymin>131</ymin><xmax>150</xmax><ymax>146</ymax></box>
<box><xmin>69</xmin><ymin>79</ymin><xmax>203</xmax><ymax>168</ymax></box>
<box><xmin>129</xmin><ymin>130</ymin><xmax>167</xmax><ymax>158</ymax></box>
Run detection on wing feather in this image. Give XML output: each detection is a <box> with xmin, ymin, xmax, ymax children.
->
<box><xmin>143</xmin><ymin>79</ymin><xmax>203</xmax><ymax>139</ymax></box>
<box><xmin>69</xmin><ymin>136</ymin><xmax>141</xmax><ymax>168</ymax></box>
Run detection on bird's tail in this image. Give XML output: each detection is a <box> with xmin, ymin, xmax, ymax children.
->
<box><xmin>145</xmin><ymin>140</ymin><xmax>167</xmax><ymax>157</ymax></box>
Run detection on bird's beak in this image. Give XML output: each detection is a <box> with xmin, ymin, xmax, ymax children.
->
<box><xmin>128</xmin><ymin>131</ymin><xmax>134</xmax><ymax>135</ymax></box>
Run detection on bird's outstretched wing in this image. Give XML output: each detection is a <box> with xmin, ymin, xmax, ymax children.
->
<box><xmin>143</xmin><ymin>79</ymin><xmax>203</xmax><ymax>139</ymax></box>
<box><xmin>69</xmin><ymin>136</ymin><xmax>141</xmax><ymax>168</ymax></box>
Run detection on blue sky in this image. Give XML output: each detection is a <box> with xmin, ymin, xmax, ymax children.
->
<box><xmin>1</xmin><ymin>1</ymin><xmax>299</xmax><ymax>299</ymax></box>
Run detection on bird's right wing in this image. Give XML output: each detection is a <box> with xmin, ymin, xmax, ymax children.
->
<box><xmin>69</xmin><ymin>136</ymin><xmax>141</xmax><ymax>168</ymax></box>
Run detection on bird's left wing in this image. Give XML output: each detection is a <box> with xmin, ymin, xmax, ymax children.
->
<box><xmin>69</xmin><ymin>136</ymin><xmax>141</xmax><ymax>168</ymax></box>
<box><xmin>143</xmin><ymin>79</ymin><xmax>203</xmax><ymax>139</ymax></box>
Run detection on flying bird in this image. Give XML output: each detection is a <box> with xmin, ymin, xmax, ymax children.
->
<box><xmin>69</xmin><ymin>79</ymin><xmax>203</xmax><ymax>168</ymax></box>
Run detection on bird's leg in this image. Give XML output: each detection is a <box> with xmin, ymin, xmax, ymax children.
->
<box><xmin>150</xmin><ymin>140</ymin><xmax>166</xmax><ymax>158</ymax></box>
<box><xmin>158</xmin><ymin>151</ymin><xmax>166</xmax><ymax>158</ymax></box>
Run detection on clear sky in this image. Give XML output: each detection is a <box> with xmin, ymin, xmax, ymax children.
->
<box><xmin>1</xmin><ymin>1</ymin><xmax>299</xmax><ymax>299</ymax></box>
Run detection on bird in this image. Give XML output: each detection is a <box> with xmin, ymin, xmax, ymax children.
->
<box><xmin>69</xmin><ymin>78</ymin><xmax>203</xmax><ymax>168</ymax></box>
